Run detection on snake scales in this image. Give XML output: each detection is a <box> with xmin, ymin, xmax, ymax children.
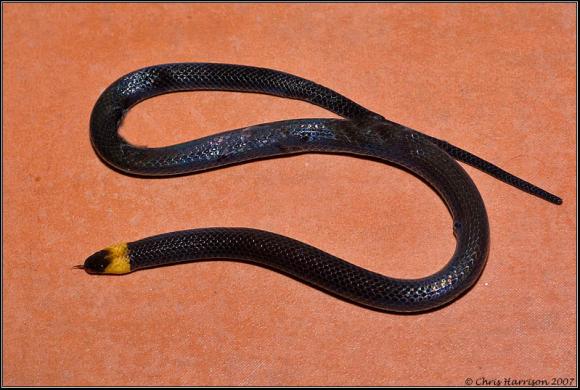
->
<box><xmin>82</xmin><ymin>63</ymin><xmax>561</xmax><ymax>312</ymax></box>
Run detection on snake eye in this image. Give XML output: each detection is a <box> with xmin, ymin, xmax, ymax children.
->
<box><xmin>83</xmin><ymin>250</ymin><xmax>111</xmax><ymax>274</ymax></box>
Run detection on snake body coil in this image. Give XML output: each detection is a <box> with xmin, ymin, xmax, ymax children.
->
<box><xmin>84</xmin><ymin>63</ymin><xmax>560</xmax><ymax>312</ymax></box>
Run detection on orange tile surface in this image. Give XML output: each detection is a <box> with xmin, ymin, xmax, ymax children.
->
<box><xmin>3</xmin><ymin>3</ymin><xmax>576</xmax><ymax>386</ymax></box>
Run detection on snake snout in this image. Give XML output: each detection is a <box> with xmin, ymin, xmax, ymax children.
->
<box><xmin>83</xmin><ymin>250</ymin><xmax>111</xmax><ymax>274</ymax></box>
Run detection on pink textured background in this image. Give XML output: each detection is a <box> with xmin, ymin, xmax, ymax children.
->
<box><xmin>3</xmin><ymin>3</ymin><xmax>576</xmax><ymax>386</ymax></box>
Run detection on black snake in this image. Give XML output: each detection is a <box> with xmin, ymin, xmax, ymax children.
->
<box><xmin>81</xmin><ymin>63</ymin><xmax>561</xmax><ymax>312</ymax></box>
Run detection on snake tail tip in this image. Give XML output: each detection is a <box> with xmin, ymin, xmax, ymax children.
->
<box><xmin>546</xmin><ymin>194</ymin><xmax>563</xmax><ymax>205</ymax></box>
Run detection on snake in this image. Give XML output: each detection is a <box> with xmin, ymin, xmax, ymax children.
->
<box><xmin>81</xmin><ymin>63</ymin><xmax>561</xmax><ymax>312</ymax></box>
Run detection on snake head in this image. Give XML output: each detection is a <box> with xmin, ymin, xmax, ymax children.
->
<box><xmin>82</xmin><ymin>250</ymin><xmax>112</xmax><ymax>274</ymax></box>
<box><xmin>81</xmin><ymin>243</ymin><xmax>132</xmax><ymax>274</ymax></box>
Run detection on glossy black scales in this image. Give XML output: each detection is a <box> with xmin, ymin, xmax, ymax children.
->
<box><xmin>87</xmin><ymin>63</ymin><xmax>560</xmax><ymax>312</ymax></box>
